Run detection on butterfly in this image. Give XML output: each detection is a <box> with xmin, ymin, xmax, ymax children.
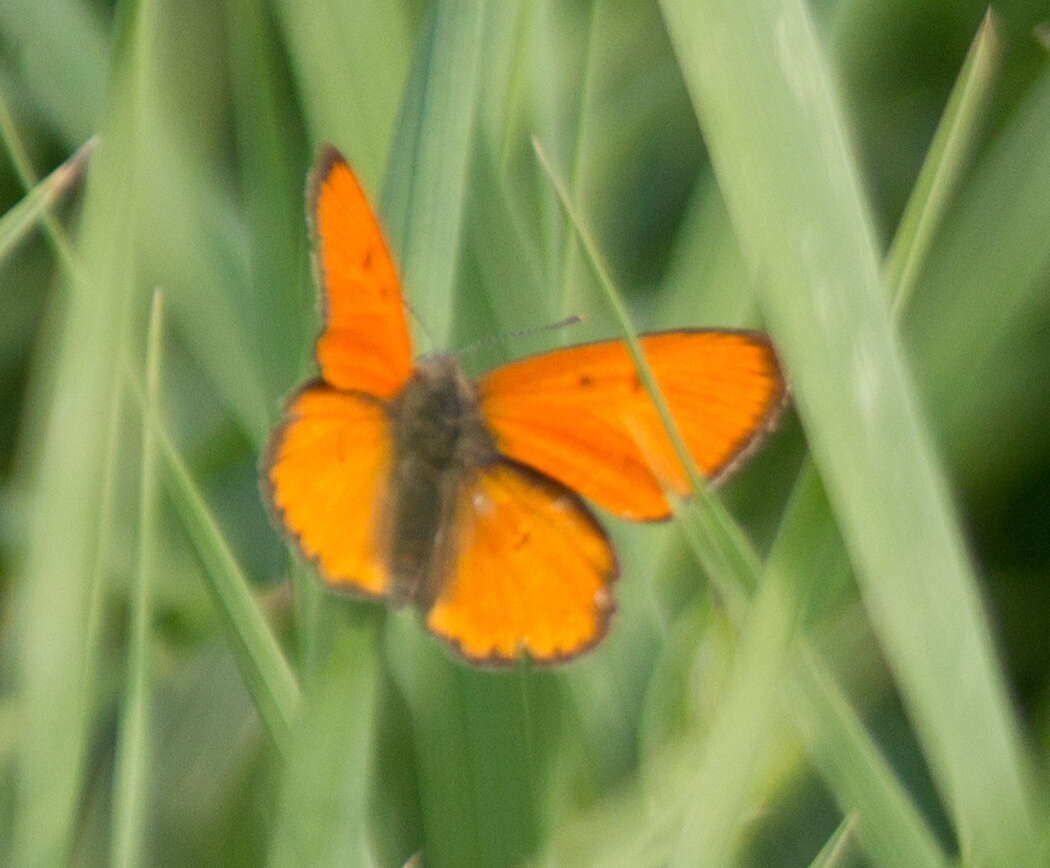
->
<box><xmin>261</xmin><ymin>145</ymin><xmax>786</xmax><ymax>665</ymax></box>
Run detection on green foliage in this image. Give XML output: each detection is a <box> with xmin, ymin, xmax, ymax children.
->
<box><xmin>2</xmin><ymin>1</ymin><xmax>1050</xmax><ymax>865</ymax></box>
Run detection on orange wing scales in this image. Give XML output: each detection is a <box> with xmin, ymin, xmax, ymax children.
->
<box><xmin>426</xmin><ymin>462</ymin><xmax>617</xmax><ymax>663</ymax></box>
<box><xmin>264</xmin><ymin>385</ymin><xmax>392</xmax><ymax>596</ymax></box>
<box><xmin>479</xmin><ymin>331</ymin><xmax>785</xmax><ymax>520</ymax></box>
<box><xmin>265</xmin><ymin>146</ymin><xmax>788</xmax><ymax>666</ymax></box>
<box><xmin>310</xmin><ymin>147</ymin><xmax>413</xmax><ymax>397</ymax></box>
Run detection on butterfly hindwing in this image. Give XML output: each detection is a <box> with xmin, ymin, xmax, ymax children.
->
<box><xmin>263</xmin><ymin>383</ymin><xmax>392</xmax><ymax>596</ymax></box>
<box><xmin>478</xmin><ymin>330</ymin><xmax>786</xmax><ymax>521</ymax></box>
<box><xmin>309</xmin><ymin>146</ymin><xmax>414</xmax><ymax>398</ymax></box>
<box><xmin>425</xmin><ymin>460</ymin><xmax>617</xmax><ymax>664</ymax></box>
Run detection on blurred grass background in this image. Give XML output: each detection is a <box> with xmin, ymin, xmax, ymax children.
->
<box><xmin>2</xmin><ymin>0</ymin><xmax>1050</xmax><ymax>866</ymax></box>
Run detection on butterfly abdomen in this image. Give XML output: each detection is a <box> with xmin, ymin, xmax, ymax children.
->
<box><xmin>386</xmin><ymin>356</ymin><xmax>497</xmax><ymax>608</ymax></box>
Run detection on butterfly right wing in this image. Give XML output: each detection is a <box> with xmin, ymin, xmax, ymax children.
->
<box><xmin>309</xmin><ymin>146</ymin><xmax>414</xmax><ymax>398</ymax></box>
<box><xmin>262</xmin><ymin>383</ymin><xmax>392</xmax><ymax>596</ymax></box>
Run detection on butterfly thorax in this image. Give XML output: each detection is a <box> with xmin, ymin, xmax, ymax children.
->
<box><xmin>385</xmin><ymin>355</ymin><xmax>497</xmax><ymax>608</ymax></box>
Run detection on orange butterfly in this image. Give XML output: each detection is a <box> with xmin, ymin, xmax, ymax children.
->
<box><xmin>261</xmin><ymin>145</ymin><xmax>786</xmax><ymax>665</ymax></box>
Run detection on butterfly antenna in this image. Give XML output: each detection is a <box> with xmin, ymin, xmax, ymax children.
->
<box><xmin>455</xmin><ymin>315</ymin><xmax>585</xmax><ymax>360</ymax></box>
<box><xmin>402</xmin><ymin>299</ymin><xmax>437</xmax><ymax>352</ymax></box>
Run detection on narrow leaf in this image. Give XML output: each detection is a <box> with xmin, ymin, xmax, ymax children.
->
<box><xmin>660</xmin><ymin>0</ymin><xmax>1039</xmax><ymax>862</ymax></box>
<box><xmin>111</xmin><ymin>291</ymin><xmax>164</xmax><ymax>868</ymax></box>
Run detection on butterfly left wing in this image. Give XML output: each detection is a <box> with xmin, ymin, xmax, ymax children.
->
<box><xmin>262</xmin><ymin>383</ymin><xmax>393</xmax><ymax>596</ymax></box>
<box><xmin>425</xmin><ymin>461</ymin><xmax>617</xmax><ymax>664</ymax></box>
<box><xmin>309</xmin><ymin>146</ymin><xmax>414</xmax><ymax>398</ymax></box>
<box><xmin>478</xmin><ymin>330</ymin><xmax>786</xmax><ymax>521</ymax></box>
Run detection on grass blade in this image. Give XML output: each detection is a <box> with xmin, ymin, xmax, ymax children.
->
<box><xmin>270</xmin><ymin>0</ymin><xmax>413</xmax><ymax>183</ymax></box>
<box><xmin>10</xmin><ymin>1</ymin><xmax>159</xmax><ymax>859</ymax></box>
<box><xmin>0</xmin><ymin>0</ymin><xmax>106</xmax><ymax>146</ymax></box>
<box><xmin>669</xmin><ymin>575</ymin><xmax>797</xmax><ymax>867</ymax></box>
<box><xmin>884</xmin><ymin>11</ymin><xmax>1001</xmax><ymax>314</ymax></box>
<box><xmin>769</xmin><ymin>472</ymin><xmax>946</xmax><ymax>867</ymax></box>
<box><xmin>660</xmin><ymin>0</ymin><xmax>1039</xmax><ymax>863</ymax></box>
<box><xmin>790</xmin><ymin>648</ymin><xmax>948</xmax><ymax>868</ymax></box>
<box><xmin>380</xmin><ymin>0</ymin><xmax>487</xmax><ymax>349</ymax></box>
<box><xmin>154</xmin><ymin>420</ymin><xmax>300</xmax><ymax>754</ymax></box>
<box><xmin>532</xmin><ymin>135</ymin><xmax>761</xmax><ymax>615</ymax></box>
<box><xmin>719</xmin><ymin>12</ymin><xmax>1009</xmax><ymax>859</ymax></box>
<box><xmin>268</xmin><ymin>621</ymin><xmax>381</xmax><ymax>868</ymax></box>
<box><xmin>908</xmin><ymin>66</ymin><xmax>1050</xmax><ymax>445</ymax></box>
<box><xmin>226</xmin><ymin>0</ymin><xmax>311</xmax><ymax>405</ymax></box>
<box><xmin>0</xmin><ymin>131</ymin><xmax>95</xmax><ymax>266</ymax></box>
<box><xmin>110</xmin><ymin>291</ymin><xmax>164</xmax><ymax>868</ymax></box>
<box><xmin>764</xmin><ymin>8</ymin><xmax>1007</xmax><ymax>637</ymax></box>
<box><xmin>807</xmin><ymin>813</ymin><xmax>858</xmax><ymax>868</ymax></box>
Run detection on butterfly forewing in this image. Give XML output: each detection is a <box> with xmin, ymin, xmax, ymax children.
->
<box><xmin>478</xmin><ymin>330</ymin><xmax>786</xmax><ymax>521</ymax></box>
<box><xmin>309</xmin><ymin>147</ymin><xmax>413</xmax><ymax>398</ymax></box>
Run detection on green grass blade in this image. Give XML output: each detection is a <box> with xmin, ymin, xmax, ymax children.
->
<box><xmin>154</xmin><ymin>420</ymin><xmax>300</xmax><ymax>754</ymax></box>
<box><xmin>669</xmin><ymin>575</ymin><xmax>797</xmax><ymax>867</ymax></box>
<box><xmin>884</xmin><ymin>11</ymin><xmax>1001</xmax><ymax>314</ymax></box>
<box><xmin>383</xmin><ymin>620</ymin><xmax>481</xmax><ymax>868</ymax></box>
<box><xmin>226</xmin><ymin>0</ymin><xmax>310</xmax><ymax>405</ymax></box>
<box><xmin>225</xmin><ymin>0</ymin><xmax>322</xmax><ymax>676</ymax></box>
<box><xmin>769</xmin><ymin>473</ymin><xmax>947</xmax><ymax>867</ymax></box>
<box><xmin>807</xmin><ymin>812</ymin><xmax>858</xmax><ymax>868</ymax></box>
<box><xmin>668</xmin><ymin>473</ymin><xmax>944</xmax><ymax>868</ymax></box>
<box><xmin>385</xmin><ymin>617</ymin><xmax>550</xmax><ymax>868</ymax></box>
<box><xmin>524</xmin><ymin>0</ymin><xmax>599</xmax><ymax>294</ymax></box>
<box><xmin>10</xmin><ymin>1</ymin><xmax>157</xmax><ymax>859</ymax></box>
<box><xmin>763</xmin><ymin>8</ymin><xmax>1006</xmax><ymax>633</ymax></box>
<box><xmin>268</xmin><ymin>621</ymin><xmax>381</xmax><ymax>868</ymax></box>
<box><xmin>554</xmin><ymin>0</ymin><xmax>598</xmax><ymax>319</ymax></box>
<box><xmin>660</xmin><ymin>0</ymin><xmax>1039</xmax><ymax>863</ymax></box>
<box><xmin>743</xmin><ymin>21</ymin><xmax>1010</xmax><ymax>856</ymax></box>
<box><xmin>0</xmin><ymin>131</ymin><xmax>95</xmax><ymax>266</ymax></box>
<box><xmin>461</xmin><ymin>133</ymin><xmax>553</xmax><ymax>340</ymax></box>
<box><xmin>532</xmin><ymin>136</ymin><xmax>761</xmax><ymax>614</ymax></box>
<box><xmin>14</xmin><ymin>271</ymin><xmax>126</xmax><ymax>866</ymax></box>
<box><xmin>0</xmin><ymin>86</ymin><xmax>93</xmax><ymax>295</ymax></box>
<box><xmin>0</xmin><ymin>0</ymin><xmax>106</xmax><ymax>146</ymax></box>
<box><xmin>748</xmin><ymin>6</ymin><xmax>1009</xmax><ymax>831</ymax></box>
<box><xmin>380</xmin><ymin>0</ymin><xmax>487</xmax><ymax>349</ymax></box>
<box><xmin>110</xmin><ymin>291</ymin><xmax>163</xmax><ymax>868</ymax></box>
<box><xmin>270</xmin><ymin>0</ymin><xmax>413</xmax><ymax>183</ymax></box>
<box><xmin>743</xmin><ymin>18</ymin><xmax>1012</xmax><ymax>859</ymax></box>
<box><xmin>790</xmin><ymin>648</ymin><xmax>948</xmax><ymax>868</ymax></box>
<box><xmin>703</xmin><ymin>17</ymin><xmax>1006</xmax><ymax>850</ymax></box>
<box><xmin>909</xmin><ymin>66</ymin><xmax>1050</xmax><ymax>444</ymax></box>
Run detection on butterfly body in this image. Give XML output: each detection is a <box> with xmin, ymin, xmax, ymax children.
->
<box><xmin>262</xmin><ymin>145</ymin><xmax>787</xmax><ymax>664</ymax></box>
<box><xmin>385</xmin><ymin>354</ymin><xmax>496</xmax><ymax>609</ymax></box>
